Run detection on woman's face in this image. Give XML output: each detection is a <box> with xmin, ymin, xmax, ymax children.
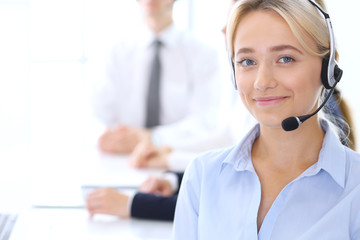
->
<box><xmin>233</xmin><ymin>10</ymin><xmax>323</xmax><ymax>129</ymax></box>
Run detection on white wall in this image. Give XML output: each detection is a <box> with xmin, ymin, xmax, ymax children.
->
<box><xmin>0</xmin><ymin>2</ymin><xmax>30</xmax><ymax>146</ymax></box>
<box><xmin>326</xmin><ymin>1</ymin><xmax>360</xmax><ymax>149</ymax></box>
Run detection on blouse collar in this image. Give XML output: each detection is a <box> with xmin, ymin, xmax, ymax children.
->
<box><xmin>220</xmin><ymin>119</ymin><xmax>346</xmax><ymax>188</ymax></box>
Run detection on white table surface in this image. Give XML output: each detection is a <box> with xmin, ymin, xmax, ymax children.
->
<box><xmin>9</xmin><ymin>208</ymin><xmax>173</xmax><ymax>240</ymax></box>
<box><xmin>0</xmin><ymin>144</ymin><xmax>173</xmax><ymax>240</ymax></box>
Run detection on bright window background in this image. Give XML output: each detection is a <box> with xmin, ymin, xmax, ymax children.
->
<box><xmin>0</xmin><ymin>0</ymin><xmax>359</xmax><ymax>150</ymax></box>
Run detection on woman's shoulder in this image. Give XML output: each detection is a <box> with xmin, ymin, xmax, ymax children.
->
<box><xmin>344</xmin><ymin>147</ymin><xmax>360</xmax><ymax>176</ymax></box>
<box><xmin>185</xmin><ymin>145</ymin><xmax>237</xmax><ymax>176</ymax></box>
<box><xmin>340</xmin><ymin>146</ymin><xmax>360</xmax><ymax>194</ymax></box>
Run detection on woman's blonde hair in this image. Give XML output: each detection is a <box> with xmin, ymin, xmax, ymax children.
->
<box><xmin>227</xmin><ymin>0</ymin><xmax>330</xmax><ymax>61</ymax></box>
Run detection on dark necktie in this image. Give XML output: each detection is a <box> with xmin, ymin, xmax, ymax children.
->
<box><xmin>145</xmin><ymin>39</ymin><xmax>162</xmax><ymax>128</ymax></box>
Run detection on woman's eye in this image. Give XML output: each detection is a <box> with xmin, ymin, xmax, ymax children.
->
<box><xmin>239</xmin><ymin>59</ymin><xmax>256</xmax><ymax>67</ymax></box>
<box><xmin>279</xmin><ymin>56</ymin><xmax>294</xmax><ymax>64</ymax></box>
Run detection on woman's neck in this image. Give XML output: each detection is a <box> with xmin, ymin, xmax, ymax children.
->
<box><xmin>252</xmin><ymin>117</ymin><xmax>325</xmax><ymax>172</ymax></box>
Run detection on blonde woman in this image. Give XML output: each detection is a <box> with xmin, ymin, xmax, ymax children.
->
<box><xmin>172</xmin><ymin>0</ymin><xmax>360</xmax><ymax>239</ymax></box>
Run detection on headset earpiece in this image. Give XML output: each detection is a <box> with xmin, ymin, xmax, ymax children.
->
<box><xmin>321</xmin><ymin>54</ymin><xmax>343</xmax><ymax>89</ymax></box>
<box><xmin>308</xmin><ymin>0</ymin><xmax>343</xmax><ymax>89</ymax></box>
<box><xmin>321</xmin><ymin>56</ymin><xmax>331</xmax><ymax>89</ymax></box>
<box><xmin>334</xmin><ymin>64</ymin><xmax>343</xmax><ymax>82</ymax></box>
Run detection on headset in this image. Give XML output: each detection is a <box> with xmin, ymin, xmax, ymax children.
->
<box><xmin>228</xmin><ymin>0</ymin><xmax>343</xmax><ymax>131</ymax></box>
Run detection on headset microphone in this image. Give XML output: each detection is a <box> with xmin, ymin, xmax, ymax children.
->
<box><xmin>281</xmin><ymin>81</ymin><xmax>339</xmax><ymax>131</ymax></box>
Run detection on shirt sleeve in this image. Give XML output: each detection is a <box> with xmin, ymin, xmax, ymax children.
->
<box><xmin>151</xmin><ymin>42</ymin><xmax>223</xmax><ymax>147</ymax></box>
<box><xmin>91</xmin><ymin>42</ymin><xmax>128</xmax><ymax>127</ymax></box>
<box><xmin>352</xmin><ymin>211</ymin><xmax>360</xmax><ymax>240</ymax></box>
<box><xmin>172</xmin><ymin>159</ymin><xmax>202</xmax><ymax>240</ymax></box>
<box><xmin>163</xmin><ymin>171</ymin><xmax>184</xmax><ymax>193</ymax></box>
<box><xmin>163</xmin><ymin>172</ymin><xmax>179</xmax><ymax>192</ymax></box>
<box><xmin>167</xmin><ymin>151</ymin><xmax>198</xmax><ymax>172</ymax></box>
<box><xmin>165</xmin><ymin>125</ymin><xmax>237</xmax><ymax>171</ymax></box>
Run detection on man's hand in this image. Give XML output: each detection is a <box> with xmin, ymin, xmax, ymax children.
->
<box><xmin>98</xmin><ymin>125</ymin><xmax>150</xmax><ymax>154</ymax></box>
<box><xmin>129</xmin><ymin>141</ymin><xmax>172</xmax><ymax>169</ymax></box>
<box><xmin>86</xmin><ymin>188</ymin><xmax>130</xmax><ymax>218</ymax></box>
<box><xmin>139</xmin><ymin>176</ymin><xmax>175</xmax><ymax>197</ymax></box>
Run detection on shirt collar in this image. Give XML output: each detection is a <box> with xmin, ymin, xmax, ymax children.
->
<box><xmin>139</xmin><ymin>23</ymin><xmax>178</xmax><ymax>49</ymax></box>
<box><xmin>220</xmin><ymin>124</ymin><xmax>260</xmax><ymax>173</ymax></box>
<box><xmin>313</xmin><ymin>119</ymin><xmax>346</xmax><ymax>188</ymax></box>
<box><xmin>220</xmin><ymin>119</ymin><xmax>346</xmax><ymax>189</ymax></box>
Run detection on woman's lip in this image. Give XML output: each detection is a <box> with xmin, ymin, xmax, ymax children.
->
<box><xmin>254</xmin><ymin>96</ymin><xmax>287</xmax><ymax>106</ymax></box>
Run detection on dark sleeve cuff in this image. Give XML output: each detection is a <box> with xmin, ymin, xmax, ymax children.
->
<box><xmin>130</xmin><ymin>193</ymin><xmax>178</xmax><ymax>221</ymax></box>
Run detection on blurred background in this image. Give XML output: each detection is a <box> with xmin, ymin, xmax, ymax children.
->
<box><xmin>0</xmin><ymin>0</ymin><xmax>359</xmax><ymax>150</ymax></box>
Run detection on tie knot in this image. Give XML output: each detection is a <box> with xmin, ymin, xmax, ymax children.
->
<box><xmin>154</xmin><ymin>39</ymin><xmax>162</xmax><ymax>50</ymax></box>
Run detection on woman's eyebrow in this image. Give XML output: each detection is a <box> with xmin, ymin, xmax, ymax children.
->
<box><xmin>235</xmin><ymin>45</ymin><xmax>303</xmax><ymax>58</ymax></box>
<box><xmin>270</xmin><ymin>45</ymin><xmax>303</xmax><ymax>54</ymax></box>
<box><xmin>235</xmin><ymin>47</ymin><xmax>254</xmax><ymax>58</ymax></box>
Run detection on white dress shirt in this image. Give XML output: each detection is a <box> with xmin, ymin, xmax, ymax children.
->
<box><xmin>92</xmin><ymin>23</ymin><xmax>222</xmax><ymax>146</ymax></box>
<box><xmin>168</xmin><ymin>98</ymin><xmax>257</xmax><ymax>171</ymax></box>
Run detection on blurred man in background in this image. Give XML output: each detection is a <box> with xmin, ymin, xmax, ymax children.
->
<box><xmin>92</xmin><ymin>0</ymin><xmax>222</xmax><ymax>157</ymax></box>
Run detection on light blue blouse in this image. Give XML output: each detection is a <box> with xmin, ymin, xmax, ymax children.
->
<box><xmin>172</xmin><ymin>120</ymin><xmax>360</xmax><ymax>240</ymax></box>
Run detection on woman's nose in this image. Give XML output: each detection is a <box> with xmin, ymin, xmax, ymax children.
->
<box><xmin>254</xmin><ymin>63</ymin><xmax>277</xmax><ymax>91</ymax></box>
